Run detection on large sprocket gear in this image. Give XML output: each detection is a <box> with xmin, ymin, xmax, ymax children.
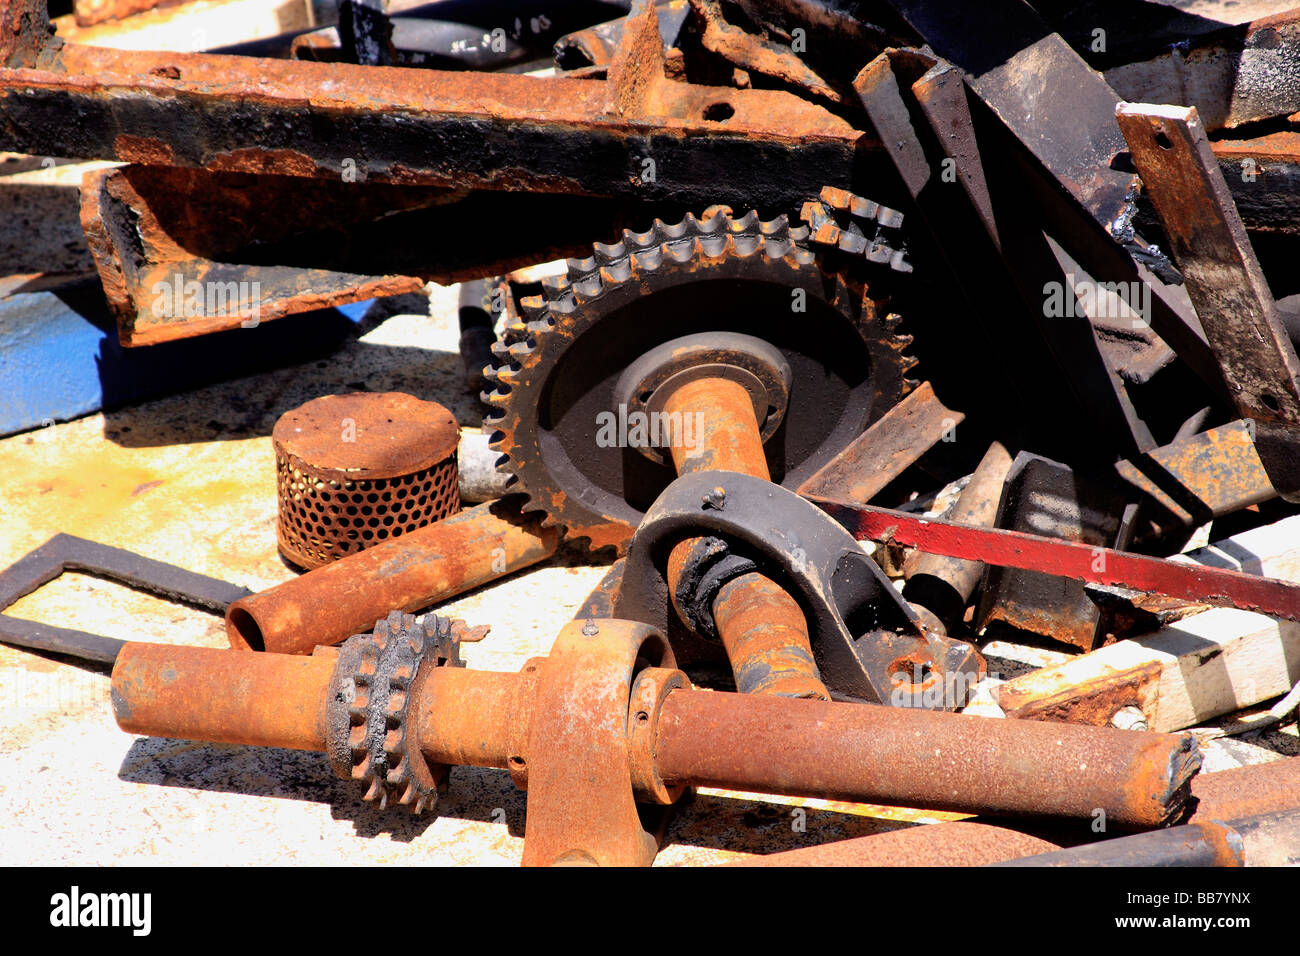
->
<box><xmin>326</xmin><ymin>610</ymin><xmax>463</xmax><ymax>814</ymax></box>
<box><xmin>482</xmin><ymin>207</ymin><xmax>918</xmax><ymax>554</ymax></box>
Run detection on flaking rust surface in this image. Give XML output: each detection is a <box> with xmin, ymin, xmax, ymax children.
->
<box><xmin>0</xmin><ymin>286</ymin><xmax>955</xmax><ymax>866</ymax></box>
<box><xmin>1</xmin><ymin>286</ymin><xmax>1292</xmax><ymax>866</ymax></box>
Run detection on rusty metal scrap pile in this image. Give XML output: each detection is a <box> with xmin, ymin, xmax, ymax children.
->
<box><xmin>7</xmin><ymin>0</ymin><xmax>1300</xmax><ymax>866</ymax></box>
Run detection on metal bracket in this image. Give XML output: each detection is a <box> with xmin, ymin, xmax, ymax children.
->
<box><xmin>0</xmin><ymin>534</ymin><xmax>251</xmax><ymax>663</ymax></box>
<box><xmin>613</xmin><ymin>470</ymin><xmax>980</xmax><ymax>707</ymax></box>
<box><xmin>522</xmin><ymin>618</ymin><xmax>681</xmax><ymax>867</ymax></box>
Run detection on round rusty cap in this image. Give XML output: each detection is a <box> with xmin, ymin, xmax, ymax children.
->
<box><xmin>272</xmin><ymin>392</ymin><xmax>458</xmax><ymax>478</ymax></box>
<box><xmin>274</xmin><ymin>393</ymin><xmax>461</xmax><ymax>569</ymax></box>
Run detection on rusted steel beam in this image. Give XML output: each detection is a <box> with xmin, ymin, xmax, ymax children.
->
<box><xmin>1213</xmin><ymin>131</ymin><xmax>1300</xmax><ymax>238</ymax></box>
<box><xmin>0</xmin><ymin>0</ymin><xmax>869</xmax><ymax>210</ymax></box>
<box><xmin>812</xmin><ymin>498</ymin><xmax>1300</xmax><ymax>624</ymax></box>
<box><xmin>663</xmin><ymin>375</ymin><xmax>829</xmax><ymax>700</ymax></box>
<box><xmin>1118</xmin><ymin>103</ymin><xmax>1300</xmax><ymax>501</ymax></box>
<box><xmin>990</xmin><ymin>821</ymin><xmax>1244</xmax><ymax>867</ymax></box>
<box><xmin>1105</xmin><ymin>10</ymin><xmax>1300</xmax><ymax>134</ymax></box>
<box><xmin>82</xmin><ymin>163</ymin><xmax>653</xmax><ymax>345</ymax></box>
<box><xmin>725</xmin><ymin>821</ymin><xmax>1061</xmax><ymax>867</ymax></box>
<box><xmin>81</xmin><ymin>165</ymin><xmax>426</xmax><ymax>345</ymax></box>
<box><xmin>225</xmin><ymin>501</ymin><xmax>558</xmax><ymax>654</ymax></box>
<box><xmin>796</xmin><ymin>381</ymin><xmax>963</xmax><ymax>505</ymax></box>
<box><xmin>113</xmin><ymin>626</ymin><xmax>1202</xmax><ymax>833</ymax></box>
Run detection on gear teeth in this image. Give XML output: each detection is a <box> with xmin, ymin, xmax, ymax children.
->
<box><xmin>699</xmin><ymin>231</ymin><xmax>728</xmax><ymax>258</ymax></box>
<box><xmin>631</xmin><ymin>245</ymin><xmax>663</xmax><ymax>271</ymax></box>
<box><xmin>839</xmin><ymin>222</ymin><xmax>868</xmax><ymax>255</ymax></box>
<box><xmin>665</xmin><ymin>237</ymin><xmax>695</xmax><ymax>263</ymax></box>
<box><xmin>335</xmin><ymin>614</ymin><xmax>465</xmax><ymax>816</ymax></box>
<box><xmin>602</xmin><ymin>260</ymin><xmax>632</xmax><ymax>284</ymax></box>
<box><xmin>572</xmin><ymin>274</ymin><xmax>603</xmax><ymax>300</ymax></box>
<box><xmin>520</xmin><ymin>294</ymin><xmax>548</xmax><ymax>318</ymax></box>
<box><xmin>549</xmin><ymin>290</ymin><xmax>577</xmax><ymax>314</ymax></box>
<box><xmin>483</xmin><ymin>202</ymin><xmax>918</xmax><ymax>553</ymax></box>
<box><xmin>592</xmin><ymin>239</ymin><xmax>625</xmax><ymax>265</ymax></box>
<box><xmin>695</xmin><ymin>211</ymin><xmax>725</xmax><ymax>237</ymax></box>
<box><xmin>761</xmin><ymin>215</ymin><xmax>790</xmax><ymax>240</ymax></box>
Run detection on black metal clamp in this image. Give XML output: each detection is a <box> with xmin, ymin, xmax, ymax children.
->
<box><xmin>613</xmin><ymin>470</ymin><xmax>983</xmax><ymax>707</ymax></box>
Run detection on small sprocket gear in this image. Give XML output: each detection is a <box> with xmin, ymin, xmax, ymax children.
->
<box><xmin>482</xmin><ymin>206</ymin><xmax>918</xmax><ymax>553</ymax></box>
<box><xmin>325</xmin><ymin>610</ymin><xmax>463</xmax><ymax>814</ymax></box>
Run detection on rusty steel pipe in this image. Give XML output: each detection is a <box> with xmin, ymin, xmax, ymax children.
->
<box><xmin>990</xmin><ymin>821</ymin><xmax>1244</xmax><ymax>867</ymax></box>
<box><xmin>1188</xmin><ymin>757</ymin><xmax>1300</xmax><ymax>823</ymax></box>
<box><xmin>661</xmin><ymin>376</ymin><xmax>829</xmax><ymax>699</ymax></box>
<box><xmin>903</xmin><ymin>441</ymin><xmax>1013</xmax><ymax>633</ymax></box>
<box><xmin>112</xmin><ymin>642</ymin><xmax>1201</xmax><ymax>829</ymax></box>
<box><xmin>112</xmin><ymin>642</ymin><xmax>333</xmax><ymax>751</ymax></box>
<box><xmin>663</xmin><ymin>376</ymin><xmax>772</xmax><ymax>479</ymax></box>
<box><xmin>727</xmin><ymin>821</ymin><xmax>1062</xmax><ymax>866</ymax></box>
<box><xmin>226</xmin><ymin>502</ymin><xmax>558</xmax><ymax>655</ymax></box>
<box><xmin>709</xmin><ymin>573</ymin><xmax>829</xmax><ymax>699</ymax></box>
<box><xmin>414</xmin><ymin>664</ymin><xmax>536</xmax><ymax>771</ymax></box>
<box><xmin>653</xmin><ymin>690</ymin><xmax>1201</xmax><ymax>828</ymax></box>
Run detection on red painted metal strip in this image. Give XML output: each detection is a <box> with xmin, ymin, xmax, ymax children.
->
<box><xmin>811</xmin><ymin>497</ymin><xmax>1300</xmax><ymax>622</ymax></box>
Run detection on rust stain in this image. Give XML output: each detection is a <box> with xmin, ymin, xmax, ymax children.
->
<box><xmin>113</xmin><ymin>133</ymin><xmax>175</xmax><ymax>166</ymax></box>
<box><xmin>999</xmin><ymin>660</ymin><xmax>1163</xmax><ymax>726</ymax></box>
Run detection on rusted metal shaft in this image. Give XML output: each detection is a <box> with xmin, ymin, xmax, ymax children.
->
<box><xmin>727</xmin><ymin>821</ymin><xmax>1062</xmax><ymax>866</ymax></box>
<box><xmin>1188</xmin><ymin>757</ymin><xmax>1300</xmax><ymax>823</ymax></box>
<box><xmin>990</xmin><ymin>821</ymin><xmax>1244</xmax><ymax>867</ymax></box>
<box><xmin>663</xmin><ymin>377</ymin><xmax>829</xmax><ymax>699</ymax></box>
<box><xmin>112</xmin><ymin>642</ymin><xmax>1200</xmax><ymax>828</ymax></box>
<box><xmin>663</xmin><ymin>377</ymin><xmax>771</xmax><ymax>479</ymax></box>
<box><xmin>113</xmin><ymin>643</ymin><xmax>332</xmax><ymax>751</ymax></box>
<box><xmin>652</xmin><ymin>690</ymin><xmax>1200</xmax><ymax>828</ymax></box>
<box><xmin>226</xmin><ymin>502</ymin><xmax>557</xmax><ymax>654</ymax></box>
<box><xmin>903</xmin><ymin>441</ymin><xmax>1013</xmax><ymax>633</ymax></box>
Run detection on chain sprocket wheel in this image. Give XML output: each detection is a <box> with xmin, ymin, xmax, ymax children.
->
<box><xmin>328</xmin><ymin>610</ymin><xmax>463</xmax><ymax>814</ymax></box>
<box><xmin>482</xmin><ymin>208</ymin><xmax>918</xmax><ymax>554</ymax></box>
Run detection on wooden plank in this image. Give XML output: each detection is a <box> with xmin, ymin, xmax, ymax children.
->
<box><xmin>996</xmin><ymin>515</ymin><xmax>1300</xmax><ymax>731</ymax></box>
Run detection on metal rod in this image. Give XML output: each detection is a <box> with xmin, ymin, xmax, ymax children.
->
<box><xmin>653</xmin><ymin>689</ymin><xmax>1200</xmax><ymax>828</ymax></box>
<box><xmin>663</xmin><ymin>376</ymin><xmax>829</xmax><ymax>699</ymax></box>
<box><xmin>111</xmin><ymin>642</ymin><xmax>1202</xmax><ymax>828</ymax></box>
<box><xmin>113</xmin><ymin>643</ymin><xmax>333</xmax><ymax>751</ymax></box>
<box><xmin>726</xmin><ymin>821</ymin><xmax>1061</xmax><ymax>867</ymax></box>
<box><xmin>989</xmin><ymin>821</ymin><xmax>1243</xmax><ymax>867</ymax></box>
<box><xmin>903</xmin><ymin>440</ymin><xmax>1013</xmax><ymax>632</ymax></box>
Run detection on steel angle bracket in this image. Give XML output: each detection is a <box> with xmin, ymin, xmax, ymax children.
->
<box><xmin>613</xmin><ymin>470</ymin><xmax>982</xmax><ymax>707</ymax></box>
<box><xmin>0</xmin><ymin>534</ymin><xmax>252</xmax><ymax>663</ymax></box>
